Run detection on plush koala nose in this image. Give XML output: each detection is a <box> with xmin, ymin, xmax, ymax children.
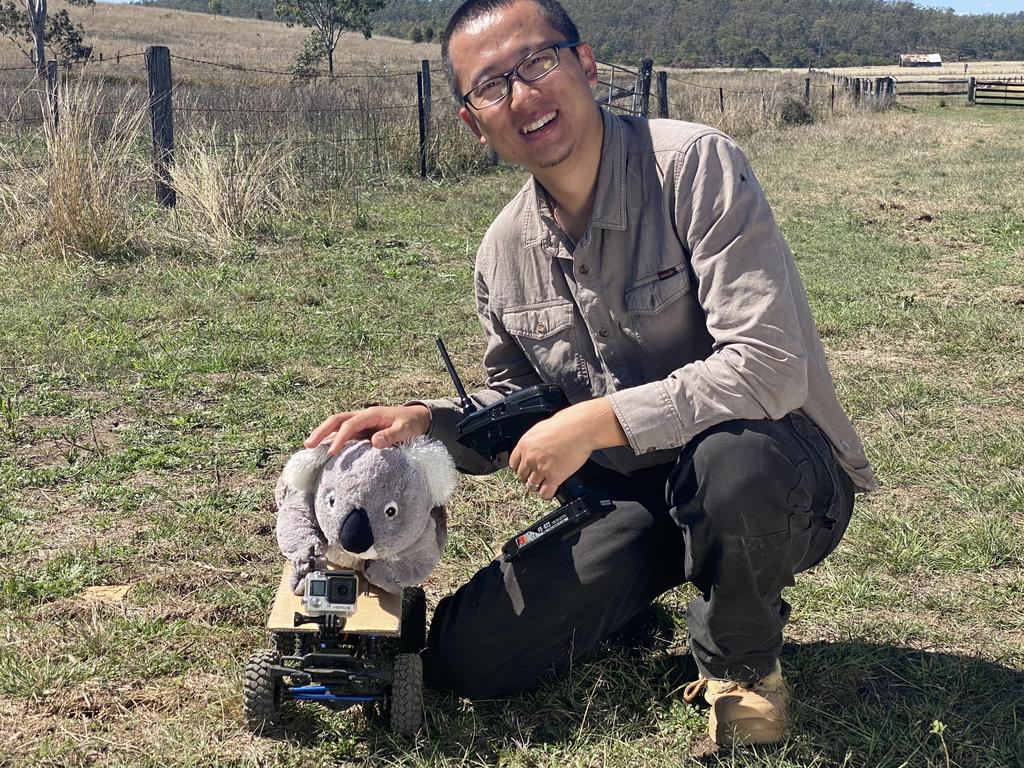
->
<box><xmin>339</xmin><ymin>507</ymin><xmax>374</xmax><ymax>554</ymax></box>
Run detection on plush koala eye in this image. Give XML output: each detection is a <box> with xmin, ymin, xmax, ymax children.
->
<box><xmin>326</xmin><ymin>492</ymin><xmax>336</xmax><ymax>508</ymax></box>
<box><xmin>384</xmin><ymin>503</ymin><xmax>398</xmax><ymax>519</ymax></box>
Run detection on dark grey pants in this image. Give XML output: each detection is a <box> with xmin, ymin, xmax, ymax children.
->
<box><xmin>424</xmin><ymin>413</ymin><xmax>856</xmax><ymax>698</ymax></box>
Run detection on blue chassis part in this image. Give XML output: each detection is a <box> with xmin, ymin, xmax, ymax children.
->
<box><xmin>285</xmin><ymin>685</ymin><xmax>382</xmax><ymax>703</ymax></box>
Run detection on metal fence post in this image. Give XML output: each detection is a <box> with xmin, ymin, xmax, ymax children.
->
<box><xmin>420</xmin><ymin>59</ymin><xmax>432</xmax><ymax>130</ymax></box>
<box><xmin>416</xmin><ymin>71</ymin><xmax>427</xmax><ymax>178</ymax></box>
<box><xmin>146</xmin><ymin>46</ymin><xmax>176</xmax><ymax>208</ymax></box>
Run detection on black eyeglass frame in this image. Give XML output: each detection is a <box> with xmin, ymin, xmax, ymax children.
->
<box><xmin>461</xmin><ymin>41</ymin><xmax>580</xmax><ymax>110</ymax></box>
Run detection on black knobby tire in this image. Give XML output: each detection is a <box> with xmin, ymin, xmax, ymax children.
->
<box><xmin>242</xmin><ymin>649</ymin><xmax>282</xmax><ymax>732</ymax></box>
<box><xmin>389</xmin><ymin>653</ymin><xmax>423</xmax><ymax>736</ymax></box>
<box><xmin>399</xmin><ymin>586</ymin><xmax>426</xmax><ymax>654</ymax></box>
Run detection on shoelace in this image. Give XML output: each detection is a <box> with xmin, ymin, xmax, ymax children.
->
<box><xmin>682</xmin><ymin>677</ymin><xmax>707</xmax><ymax>703</ymax></box>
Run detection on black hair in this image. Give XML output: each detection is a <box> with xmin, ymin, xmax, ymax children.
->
<box><xmin>440</xmin><ymin>0</ymin><xmax>580</xmax><ymax>104</ymax></box>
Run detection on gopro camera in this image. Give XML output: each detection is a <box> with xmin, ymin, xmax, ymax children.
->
<box><xmin>302</xmin><ymin>569</ymin><xmax>359</xmax><ymax>616</ymax></box>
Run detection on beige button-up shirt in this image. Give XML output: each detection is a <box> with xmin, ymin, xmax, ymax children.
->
<box><xmin>420</xmin><ymin>109</ymin><xmax>878</xmax><ymax>491</ymax></box>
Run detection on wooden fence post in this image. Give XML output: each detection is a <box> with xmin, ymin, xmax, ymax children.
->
<box><xmin>145</xmin><ymin>46</ymin><xmax>175</xmax><ymax>208</ymax></box>
<box><xmin>803</xmin><ymin>77</ymin><xmax>810</xmax><ymax>106</ymax></box>
<box><xmin>420</xmin><ymin>59</ymin><xmax>431</xmax><ymax>130</ymax></box>
<box><xmin>638</xmin><ymin>58</ymin><xmax>653</xmax><ymax>118</ymax></box>
<box><xmin>718</xmin><ymin>86</ymin><xmax>725</xmax><ymax>114</ymax></box>
<box><xmin>46</xmin><ymin>60</ymin><xmax>58</xmax><ymax>129</ymax></box>
<box><xmin>886</xmin><ymin>77</ymin><xmax>895</xmax><ymax>107</ymax></box>
<box><xmin>967</xmin><ymin>76</ymin><xmax>976</xmax><ymax>106</ymax></box>
<box><xmin>416</xmin><ymin>71</ymin><xmax>427</xmax><ymax>178</ymax></box>
<box><xmin>656</xmin><ymin>71</ymin><xmax>668</xmax><ymax>118</ymax></box>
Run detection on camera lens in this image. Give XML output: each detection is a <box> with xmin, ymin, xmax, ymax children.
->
<box><xmin>327</xmin><ymin>574</ymin><xmax>357</xmax><ymax>605</ymax></box>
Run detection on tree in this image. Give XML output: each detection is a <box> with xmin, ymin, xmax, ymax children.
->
<box><xmin>0</xmin><ymin>0</ymin><xmax>93</xmax><ymax>76</ymax></box>
<box><xmin>275</xmin><ymin>0</ymin><xmax>385</xmax><ymax>76</ymax></box>
<box><xmin>291</xmin><ymin>28</ymin><xmax>327</xmax><ymax>81</ymax></box>
<box><xmin>208</xmin><ymin>0</ymin><xmax>222</xmax><ymax>13</ymax></box>
<box><xmin>740</xmin><ymin>47</ymin><xmax>771</xmax><ymax>69</ymax></box>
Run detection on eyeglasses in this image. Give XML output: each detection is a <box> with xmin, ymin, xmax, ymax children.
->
<box><xmin>462</xmin><ymin>41</ymin><xmax>579</xmax><ymax>110</ymax></box>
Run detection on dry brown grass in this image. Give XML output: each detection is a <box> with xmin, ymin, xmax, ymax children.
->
<box><xmin>825</xmin><ymin>59</ymin><xmax>1024</xmax><ymax>79</ymax></box>
<box><xmin>168</xmin><ymin>132</ymin><xmax>297</xmax><ymax>254</ymax></box>
<box><xmin>0</xmin><ymin>0</ymin><xmax>441</xmax><ymax>78</ymax></box>
<box><xmin>0</xmin><ymin>76</ymin><xmax>149</xmax><ymax>259</ymax></box>
<box><xmin>655</xmin><ymin>68</ymin><xmax>862</xmax><ymax>137</ymax></box>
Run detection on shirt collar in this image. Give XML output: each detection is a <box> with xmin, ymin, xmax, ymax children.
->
<box><xmin>523</xmin><ymin>107</ymin><xmax>627</xmax><ymax>250</ymax></box>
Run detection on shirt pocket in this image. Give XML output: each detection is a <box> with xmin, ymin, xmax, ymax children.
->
<box><xmin>623</xmin><ymin>265</ymin><xmax>691</xmax><ymax>315</ymax></box>
<box><xmin>500</xmin><ymin>299</ymin><xmax>591</xmax><ymax>397</ymax></box>
<box><xmin>621</xmin><ymin>265</ymin><xmax>697</xmax><ymax>378</ymax></box>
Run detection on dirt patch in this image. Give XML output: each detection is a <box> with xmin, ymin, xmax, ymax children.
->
<box><xmin>39</xmin><ymin>680</ymin><xmax>180</xmax><ymax>720</ymax></box>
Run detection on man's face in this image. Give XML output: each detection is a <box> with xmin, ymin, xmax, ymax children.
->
<box><xmin>448</xmin><ymin>0</ymin><xmax>600</xmax><ymax>175</ymax></box>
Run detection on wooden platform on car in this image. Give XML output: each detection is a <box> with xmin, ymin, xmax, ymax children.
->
<box><xmin>267</xmin><ymin>562</ymin><xmax>402</xmax><ymax>635</ymax></box>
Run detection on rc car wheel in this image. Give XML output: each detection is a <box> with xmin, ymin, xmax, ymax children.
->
<box><xmin>388</xmin><ymin>653</ymin><xmax>423</xmax><ymax>736</ymax></box>
<box><xmin>399</xmin><ymin>586</ymin><xmax>426</xmax><ymax>653</ymax></box>
<box><xmin>242</xmin><ymin>649</ymin><xmax>283</xmax><ymax>732</ymax></box>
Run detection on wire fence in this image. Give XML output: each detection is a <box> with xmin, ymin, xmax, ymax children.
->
<box><xmin>0</xmin><ymin>50</ymin><xmax>493</xmax><ymax>187</ymax></box>
<box><xmin>8</xmin><ymin>47</ymin><xmax>1014</xmax><ymax>192</ymax></box>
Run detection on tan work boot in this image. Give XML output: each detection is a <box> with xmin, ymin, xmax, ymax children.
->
<box><xmin>682</xmin><ymin>661</ymin><xmax>790</xmax><ymax>747</ymax></box>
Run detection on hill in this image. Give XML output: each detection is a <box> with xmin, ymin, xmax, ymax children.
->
<box><xmin>371</xmin><ymin>0</ymin><xmax>1024</xmax><ymax>67</ymax></box>
<box><xmin>0</xmin><ymin>0</ymin><xmax>439</xmax><ymax>72</ymax></box>
<box><xmin>143</xmin><ymin>0</ymin><xmax>1024</xmax><ymax>68</ymax></box>
<box><xmin>148</xmin><ymin>0</ymin><xmax>1024</xmax><ymax>69</ymax></box>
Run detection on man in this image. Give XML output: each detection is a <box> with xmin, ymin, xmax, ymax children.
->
<box><xmin>305</xmin><ymin>0</ymin><xmax>877</xmax><ymax>747</ymax></box>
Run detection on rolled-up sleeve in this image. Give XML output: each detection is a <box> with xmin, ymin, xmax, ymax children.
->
<box><xmin>607</xmin><ymin>134</ymin><xmax>808</xmax><ymax>455</ymax></box>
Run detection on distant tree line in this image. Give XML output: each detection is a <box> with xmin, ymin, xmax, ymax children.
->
<box><xmin>371</xmin><ymin>0</ymin><xmax>1024</xmax><ymax>67</ymax></box>
<box><xmin>143</xmin><ymin>0</ymin><xmax>1024</xmax><ymax>68</ymax></box>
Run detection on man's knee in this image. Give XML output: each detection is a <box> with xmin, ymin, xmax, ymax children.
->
<box><xmin>670</xmin><ymin>419</ymin><xmax>802</xmax><ymax>536</ymax></box>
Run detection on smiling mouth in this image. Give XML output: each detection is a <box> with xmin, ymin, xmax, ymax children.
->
<box><xmin>520</xmin><ymin>111</ymin><xmax>558</xmax><ymax>134</ymax></box>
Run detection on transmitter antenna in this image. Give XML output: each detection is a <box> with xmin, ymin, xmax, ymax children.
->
<box><xmin>436</xmin><ymin>337</ymin><xmax>477</xmax><ymax>414</ymax></box>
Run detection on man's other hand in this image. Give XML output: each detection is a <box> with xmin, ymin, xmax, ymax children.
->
<box><xmin>304</xmin><ymin>405</ymin><xmax>432</xmax><ymax>456</ymax></box>
<box><xmin>509</xmin><ymin>397</ymin><xmax>627</xmax><ymax>500</ymax></box>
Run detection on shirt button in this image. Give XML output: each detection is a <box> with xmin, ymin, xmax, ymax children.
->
<box><xmin>536</xmin><ymin>322</ymin><xmax>546</xmax><ymax>334</ymax></box>
<box><xmin>598</xmin><ymin>327</ymin><xmax>609</xmax><ymax>338</ymax></box>
<box><xmin>578</xmin><ymin>264</ymin><xmax>589</xmax><ymax>275</ymax></box>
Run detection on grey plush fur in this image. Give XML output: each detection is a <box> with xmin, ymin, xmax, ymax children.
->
<box><xmin>275</xmin><ymin>436</ymin><xmax>457</xmax><ymax>595</ymax></box>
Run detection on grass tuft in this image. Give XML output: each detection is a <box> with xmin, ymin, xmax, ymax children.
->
<box><xmin>0</xmin><ymin>78</ymin><xmax>149</xmax><ymax>260</ymax></box>
<box><xmin>168</xmin><ymin>132</ymin><xmax>297</xmax><ymax>256</ymax></box>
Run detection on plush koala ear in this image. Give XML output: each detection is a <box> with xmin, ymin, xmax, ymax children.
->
<box><xmin>281</xmin><ymin>445</ymin><xmax>330</xmax><ymax>493</ymax></box>
<box><xmin>400</xmin><ymin>436</ymin><xmax>457</xmax><ymax>506</ymax></box>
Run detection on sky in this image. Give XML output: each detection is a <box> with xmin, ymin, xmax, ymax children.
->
<box><xmin>917</xmin><ymin>0</ymin><xmax>1023</xmax><ymax>12</ymax></box>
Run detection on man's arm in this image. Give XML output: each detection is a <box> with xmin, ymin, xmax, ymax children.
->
<box><xmin>606</xmin><ymin>133</ymin><xmax>809</xmax><ymax>455</ymax></box>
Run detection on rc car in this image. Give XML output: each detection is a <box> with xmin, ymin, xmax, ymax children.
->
<box><xmin>242</xmin><ymin>561</ymin><xmax>426</xmax><ymax>736</ymax></box>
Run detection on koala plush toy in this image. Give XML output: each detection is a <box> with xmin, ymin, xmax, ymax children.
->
<box><xmin>275</xmin><ymin>436</ymin><xmax>457</xmax><ymax>595</ymax></box>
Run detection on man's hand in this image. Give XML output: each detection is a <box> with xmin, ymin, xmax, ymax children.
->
<box><xmin>509</xmin><ymin>397</ymin><xmax>627</xmax><ymax>500</ymax></box>
<box><xmin>304</xmin><ymin>405</ymin><xmax>431</xmax><ymax>456</ymax></box>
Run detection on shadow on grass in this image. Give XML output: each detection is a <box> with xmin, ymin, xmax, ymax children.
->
<box><xmin>257</xmin><ymin>631</ymin><xmax>1024</xmax><ymax>767</ymax></box>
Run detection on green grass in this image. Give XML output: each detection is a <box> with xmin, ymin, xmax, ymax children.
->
<box><xmin>1</xmin><ymin>103</ymin><xmax>1023</xmax><ymax>767</ymax></box>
